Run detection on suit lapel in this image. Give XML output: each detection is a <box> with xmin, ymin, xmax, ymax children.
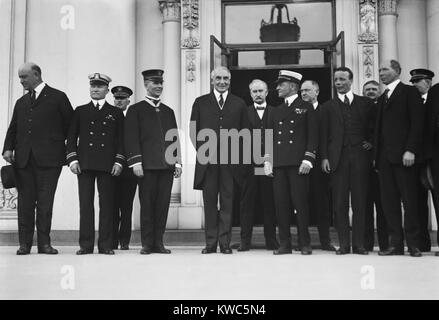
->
<box><xmin>386</xmin><ymin>82</ymin><xmax>403</xmax><ymax>107</ymax></box>
<box><xmin>208</xmin><ymin>92</ymin><xmax>221</xmax><ymax>115</ymax></box>
<box><xmin>30</xmin><ymin>85</ymin><xmax>50</xmax><ymax>108</ymax></box>
<box><xmin>334</xmin><ymin>98</ymin><xmax>344</xmax><ymax>123</ymax></box>
<box><xmin>351</xmin><ymin>94</ymin><xmax>367</xmax><ymax>122</ymax></box>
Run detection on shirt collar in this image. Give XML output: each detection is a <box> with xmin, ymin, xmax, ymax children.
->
<box><xmin>285</xmin><ymin>94</ymin><xmax>298</xmax><ymax>106</ymax></box>
<box><xmin>312</xmin><ymin>101</ymin><xmax>319</xmax><ymax>110</ymax></box>
<box><xmin>32</xmin><ymin>82</ymin><xmax>46</xmax><ymax>97</ymax></box>
<box><xmin>213</xmin><ymin>89</ymin><xmax>228</xmax><ymax>102</ymax></box>
<box><xmin>92</xmin><ymin>99</ymin><xmax>106</xmax><ymax>109</ymax></box>
<box><xmin>145</xmin><ymin>95</ymin><xmax>161</xmax><ymax>107</ymax></box>
<box><xmin>422</xmin><ymin>93</ymin><xmax>428</xmax><ymax>102</ymax></box>
<box><xmin>386</xmin><ymin>79</ymin><xmax>401</xmax><ymax>95</ymax></box>
<box><xmin>254</xmin><ymin>102</ymin><xmax>267</xmax><ymax>109</ymax></box>
<box><xmin>337</xmin><ymin>90</ymin><xmax>354</xmax><ymax>104</ymax></box>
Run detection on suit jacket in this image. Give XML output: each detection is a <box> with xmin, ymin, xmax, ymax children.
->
<box><xmin>320</xmin><ymin>94</ymin><xmax>375</xmax><ymax>171</ymax></box>
<box><xmin>66</xmin><ymin>101</ymin><xmax>125</xmax><ymax>173</ymax></box>
<box><xmin>124</xmin><ymin>100</ymin><xmax>180</xmax><ymax>170</ymax></box>
<box><xmin>373</xmin><ymin>82</ymin><xmax>425</xmax><ymax>164</ymax></box>
<box><xmin>267</xmin><ymin>97</ymin><xmax>318</xmax><ymax>168</ymax></box>
<box><xmin>3</xmin><ymin>84</ymin><xmax>73</xmax><ymax>168</ymax></box>
<box><xmin>247</xmin><ymin>104</ymin><xmax>274</xmax><ymax>167</ymax></box>
<box><xmin>190</xmin><ymin>91</ymin><xmax>249</xmax><ymax>190</ymax></box>
<box><xmin>425</xmin><ymin>83</ymin><xmax>439</xmax><ymax>161</ymax></box>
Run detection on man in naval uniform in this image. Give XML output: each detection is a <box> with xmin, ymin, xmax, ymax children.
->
<box><xmin>124</xmin><ymin>69</ymin><xmax>182</xmax><ymax>255</ymax></box>
<box><xmin>111</xmin><ymin>86</ymin><xmax>137</xmax><ymax>250</ymax></box>
<box><xmin>300</xmin><ymin>80</ymin><xmax>335</xmax><ymax>251</ymax></box>
<box><xmin>410</xmin><ymin>68</ymin><xmax>436</xmax><ymax>252</ymax></box>
<box><xmin>264</xmin><ymin>70</ymin><xmax>318</xmax><ymax>255</ymax></box>
<box><xmin>67</xmin><ymin>73</ymin><xmax>125</xmax><ymax>255</ymax></box>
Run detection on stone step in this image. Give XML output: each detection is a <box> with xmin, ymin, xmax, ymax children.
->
<box><xmin>1</xmin><ymin>227</ymin><xmax>437</xmax><ymax>248</ymax></box>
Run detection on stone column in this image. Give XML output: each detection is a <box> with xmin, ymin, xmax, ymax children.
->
<box><xmin>159</xmin><ymin>0</ymin><xmax>182</xmax><ymax>228</ymax></box>
<box><xmin>378</xmin><ymin>0</ymin><xmax>399</xmax><ymax>62</ymax></box>
<box><xmin>0</xmin><ymin>0</ymin><xmax>26</xmax><ymax>230</ymax></box>
<box><xmin>397</xmin><ymin>0</ymin><xmax>427</xmax><ymax>83</ymax></box>
<box><xmin>427</xmin><ymin>0</ymin><xmax>439</xmax><ymax>78</ymax></box>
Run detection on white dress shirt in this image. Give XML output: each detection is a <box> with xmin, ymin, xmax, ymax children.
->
<box><xmin>254</xmin><ymin>102</ymin><xmax>267</xmax><ymax>119</ymax></box>
<box><xmin>386</xmin><ymin>79</ymin><xmax>401</xmax><ymax>98</ymax></box>
<box><xmin>32</xmin><ymin>82</ymin><xmax>46</xmax><ymax>99</ymax></box>
<box><xmin>284</xmin><ymin>94</ymin><xmax>298</xmax><ymax>106</ymax></box>
<box><xmin>337</xmin><ymin>90</ymin><xmax>354</xmax><ymax>105</ymax></box>
<box><xmin>91</xmin><ymin>98</ymin><xmax>106</xmax><ymax>110</ymax></box>
<box><xmin>213</xmin><ymin>89</ymin><xmax>228</xmax><ymax>108</ymax></box>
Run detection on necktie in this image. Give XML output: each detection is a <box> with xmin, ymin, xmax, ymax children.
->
<box><xmin>30</xmin><ymin>90</ymin><xmax>36</xmax><ymax>104</ymax></box>
<box><xmin>95</xmin><ymin>103</ymin><xmax>100</xmax><ymax>109</ymax></box>
<box><xmin>218</xmin><ymin>94</ymin><xmax>224</xmax><ymax>109</ymax></box>
<box><xmin>383</xmin><ymin>89</ymin><xmax>390</xmax><ymax>104</ymax></box>
<box><xmin>422</xmin><ymin>97</ymin><xmax>426</xmax><ymax>104</ymax></box>
<box><xmin>152</xmin><ymin>99</ymin><xmax>160</xmax><ymax>106</ymax></box>
<box><xmin>344</xmin><ymin>95</ymin><xmax>350</xmax><ymax>106</ymax></box>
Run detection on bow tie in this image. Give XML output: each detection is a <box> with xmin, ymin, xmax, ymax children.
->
<box><xmin>255</xmin><ymin>105</ymin><xmax>265</xmax><ymax>111</ymax></box>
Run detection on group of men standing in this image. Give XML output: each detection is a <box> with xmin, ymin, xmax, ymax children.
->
<box><xmin>3</xmin><ymin>60</ymin><xmax>439</xmax><ymax>257</ymax></box>
<box><xmin>3</xmin><ymin>63</ymin><xmax>180</xmax><ymax>255</ymax></box>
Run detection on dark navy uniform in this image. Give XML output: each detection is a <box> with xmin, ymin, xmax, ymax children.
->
<box><xmin>124</xmin><ymin>69</ymin><xmax>181</xmax><ymax>252</ymax></box>
<box><xmin>111</xmin><ymin>86</ymin><xmax>137</xmax><ymax>250</ymax></box>
<box><xmin>269</xmin><ymin>95</ymin><xmax>318</xmax><ymax>252</ymax></box>
<box><xmin>67</xmin><ymin>100</ymin><xmax>124</xmax><ymax>252</ymax></box>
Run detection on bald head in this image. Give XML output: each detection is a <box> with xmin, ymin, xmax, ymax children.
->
<box><xmin>18</xmin><ymin>62</ymin><xmax>42</xmax><ymax>91</ymax></box>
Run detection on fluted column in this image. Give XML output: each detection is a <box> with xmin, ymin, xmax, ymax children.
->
<box><xmin>397</xmin><ymin>0</ymin><xmax>427</xmax><ymax>83</ymax></box>
<box><xmin>427</xmin><ymin>0</ymin><xmax>439</xmax><ymax>79</ymax></box>
<box><xmin>159</xmin><ymin>0</ymin><xmax>182</xmax><ymax>228</ymax></box>
<box><xmin>378</xmin><ymin>0</ymin><xmax>399</xmax><ymax>62</ymax></box>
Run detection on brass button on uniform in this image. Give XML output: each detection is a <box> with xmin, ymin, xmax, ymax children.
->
<box><xmin>89</xmin><ymin>143</ymin><xmax>93</xmax><ymax>146</ymax></box>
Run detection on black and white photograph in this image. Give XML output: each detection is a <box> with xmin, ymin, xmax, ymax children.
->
<box><xmin>1</xmin><ymin>0</ymin><xmax>439</xmax><ymax>307</ymax></box>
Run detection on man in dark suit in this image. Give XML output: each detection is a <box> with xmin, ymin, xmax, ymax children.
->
<box><xmin>264</xmin><ymin>70</ymin><xmax>318</xmax><ymax>255</ymax></box>
<box><xmin>2</xmin><ymin>62</ymin><xmax>73</xmax><ymax>255</ymax></box>
<box><xmin>67</xmin><ymin>73</ymin><xmax>124</xmax><ymax>255</ymax></box>
<box><xmin>321</xmin><ymin>67</ymin><xmax>375</xmax><ymax>255</ymax></box>
<box><xmin>111</xmin><ymin>86</ymin><xmax>137</xmax><ymax>250</ymax></box>
<box><xmin>374</xmin><ymin>59</ymin><xmax>424</xmax><ymax>257</ymax></box>
<box><xmin>362</xmin><ymin>80</ymin><xmax>390</xmax><ymax>252</ymax></box>
<box><xmin>300</xmin><ymin>80</ymin><xmax>335</xmax><ymax>251</ymax></box>
<box><xmin>190</xmin><ymin>66</ymin><xmax>249</xmax><ymax>254</ymax></box>
<box><xmin>424</xmin><ymin>82</ymin><xmax>439</xmax><ymax>256</ymax></box>
<box><xmin>410</xmin><ymin>68</ymin><xmax>435</xmax><ymax>252</ymax></box>
<box><xmin>125</xmin><ymin>69</ymin><xmax>181</xmax><ymax>255</ymax></box>
<box><xmin>238</xmin><ymin>79</ymin><xmax>279</xmax><ymax>251</ymax></box>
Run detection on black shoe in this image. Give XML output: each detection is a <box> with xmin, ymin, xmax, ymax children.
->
<box><xmin>76</xmin><ymin>248</ymin><xmax>93</xmax><ymax>255</ymax></box>
<box><xmin>435</xmin><ymin>252</ymin><xmax>439</xmax><ymax>257</ymax></box>
<box><xmin>321</xmin><ymin>244</ymin><xmax>336</xmax><ymax>251</ymax></box>
<box><xmin>378</xmin><ymin>246</ymin><xmax>404</xmax><ymax>256</ymax></box>
<box><xmin>120</xmin><ymin>244</ymin><xmax>129</xmax><ymax>250</ymax></box>
<box><xmin>273</xmin><ymin>248</ymin><xmax>292</xmax><ymax>255</ymax></box>
<box><xmin>265</xmin><ymin>239</ymin><xmax>280</xmax><ymax>250</ymax></box>
<box><xmin>98</xmin><ymin>249</ymin><xmax>115</xmax><ymax>255</ymax></box>
<box><xmin>112</xmin><ymin>243</ymin><xmax>119</xmax><ymax>250</ymax></box>
<box><xmin>220</xmin><ymin>247</ymin><xmax>233</xmax><ymax>254</ymax></box>
<box><xmin>408</xmin><ymin>247</ymin><xmax>422</xmax><ymax>257</ymax></box>
<box><xmin>336</xmin><ymin>247</ymin><xmax>351</xmax><ymax>255</ymax></box>
<box><xmin>237</xmin><ymin>244</ymin><xmax>250</xmax><ymax>252</ymax></box>
<box><xmin>140</xmin><ymin>247</ymin><xmax>152</xmax><ymax>255</ymax></box>
<box><xmin>293</xmin><ymin>246</ymin><xmax>301</xmax><ymax>252</ymax></box>
<box><xmin>301</xmin><ymin>246</ymin><xmax>312</xmax><ymax>255</ymax></box>
<box><xmin>201</xmin><ymin>247</ymin><xmax>217</xmax><ymax>254</ymax></box>
<box><xmin>38</xmin><ymin>245</ymin><xmax>58</xmax><ymax>254</ymax></box>
<box><xmin>352</xmin><ymin>247</ymin><xmax>369</xmax><ymax>255</ymax></box>
<box><xmin>16</xmin><ymin>246</ymin><xmax>31</xmax><ymax>255</ymax></box>
<box><xmin>152</xmin><ymin>246</ymin><xmax>171</xmax><ymax>254</ymax></box>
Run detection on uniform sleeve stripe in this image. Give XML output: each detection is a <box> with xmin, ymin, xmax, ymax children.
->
<box><xmin>305</xmin><ymin>152</ymin><xmax>316</xmax><ymax>159</ymax></box>
<box><xmin>127</xmin><ymin>155</ymin><xmax>142</xmax><ymax>162</ymax></box>
<box><xmin>66</xmin><ymin>152</ymin><xmax>77</xmax><ymax>159</ymax></box>
<box><xmin>116</xmin><ymin>154</ymin><xmax>125</xmax><ymax>160</ymax></box>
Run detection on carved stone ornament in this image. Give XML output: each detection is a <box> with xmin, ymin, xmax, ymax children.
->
<box><xmin>186</xmin><ymin>50</ymin><xmax>196</xmax><ymax>82</ymax></box>
<box><xmin>0</xmin><ymin>183</ymin><xmax>18</xmax><ymax>211</ymax></box>
<box><xmin>363</xmin><ymin>45</ymin><xmax>375</xmax><ymax>79</ymax></box>
<box><xmin>159</xmin><ymin>0</ymin><xmax>181</xmax><ymax>22</ymax></box>
<box><xmin>181</xmin><ymin>0</ymin><xmax>200</xmax><ymax>49</ymax></box>
<box><xmin>378</xmin><ymin>0</ymin><xmax>398</xmax><ymax>16</ymax></box>
<box><xmin>359</xmin><ymin>0</ymin><xmax>378</xmax><ymax>43</ymax></box>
